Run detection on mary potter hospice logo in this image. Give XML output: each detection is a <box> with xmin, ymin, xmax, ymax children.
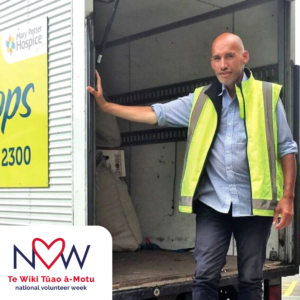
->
<box><xmin>1</xmin><ymin>17</ymin><xmax>47</xmax><ymax>63</ymax></box>
<box><xmin>6</xmin><ymin>25</ymin><xmax>41</xmax><ymax>56</ymax></box>
<box><xmin>6</xmin><ymin>34</ymin><xmax>15</xmax><ymax>55</ymax></box>
<box><xmin>0</xmin><ymin>227</ymin><xmax>112</xmax><ymax>300</ymax></box>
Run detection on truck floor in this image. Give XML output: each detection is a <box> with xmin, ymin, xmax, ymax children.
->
<box><xmin>113</xmin><ymin>250</ymin><xmax>284</xmax><ymax>291</ymax></box>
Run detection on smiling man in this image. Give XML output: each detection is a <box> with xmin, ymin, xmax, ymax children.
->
<box><xmin>88</xmin><ymin>33</ymin><xmax>298</xmax><ymax>300</ymax></box>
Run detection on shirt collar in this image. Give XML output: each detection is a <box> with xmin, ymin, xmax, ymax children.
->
<box><xmin>218</xmin><ymin>72</ymin><xmax>248</xmax><ymax>96</ymax></box>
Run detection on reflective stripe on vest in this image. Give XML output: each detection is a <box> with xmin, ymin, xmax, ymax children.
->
<box><xmin>179</xmin><ymin>85</ymin><xmax>216</xmax><ymax>214</ymax></box>
<box><xmin>179</xmin><ymin>77</ymin><xmax>283</xmax><ymax>216</ymax></box>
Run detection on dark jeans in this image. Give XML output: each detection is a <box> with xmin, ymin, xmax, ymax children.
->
<box><xmin>193</xmin><ymin>202</ymin><xmax>273</xmax><ymax>300</ymax></box>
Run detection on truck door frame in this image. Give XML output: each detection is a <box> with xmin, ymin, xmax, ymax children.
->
<box><xmin>86</xmin><ymin>11</ymin><xmax>96</xmax><ymax>226</ymax></box>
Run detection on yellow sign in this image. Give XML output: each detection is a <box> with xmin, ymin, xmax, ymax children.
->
<box><xmin>0</xmin><ymin>18</ymin><xmax>48</xmax><ymax>187</ymax></box>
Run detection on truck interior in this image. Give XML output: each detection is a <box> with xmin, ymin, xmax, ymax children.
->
<box><xmin>90</xmin><ymin>0</ymin><xmax>299</xmax><ymax>298</ymax></box>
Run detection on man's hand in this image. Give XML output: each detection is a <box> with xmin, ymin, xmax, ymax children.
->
<box><xmin>273</xmin><ymin>196</ymin><xmax>294</xmax><ymax>229</ymax></box>
<box><xmin>86</xmin><ymin>70</ymin><xmax>157</xmax><ymax>125</ymax></box>
<box><xmin>87</xmin><ymin>70</ymin><xmax>107</xmax><ymax>110</ymax></box>
<box><xmin>273</xmin><ymin>153</ymin><xmax>297</xmax><ymax>230</ymax></box>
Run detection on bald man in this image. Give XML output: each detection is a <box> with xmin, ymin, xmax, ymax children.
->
<box><xmin>88</xmin><ymin>33</ymin><xmax>297</xmax><ymax>300</ymax></box>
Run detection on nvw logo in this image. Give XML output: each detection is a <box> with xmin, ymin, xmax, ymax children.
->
<box><xmin>14</xmin><ymin>238</ymin><xmax>90</xmax><ymax>270</ymax></box>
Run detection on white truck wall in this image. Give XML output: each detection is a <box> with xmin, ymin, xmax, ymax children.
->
<box><xmin>123</xmin><ymin>142</ymin><xmax>192</xmax><ymax>250</ymax></box>
<box><xmin>100</xmin><ymin>1</ymin><xmax>278</xmax><ymax>94</ymax></box>
<box><xmin>98</xmin><ymin>1</ymin><xmax>280</xmax><ymax>252</ymax></box>
<box><xmin>72</xmin><ymin>1</ymin><xmax>89</xmax><ymax>225</ymax></box>
<box><xmin>234</xmin><ymin>2</ymin><xmax>278</xmax><ymax>69</ymax></box>
<box><xmin>0</xmin><ymin>0</ymin><xmax>87</xmax><ymax>225</ymax></box>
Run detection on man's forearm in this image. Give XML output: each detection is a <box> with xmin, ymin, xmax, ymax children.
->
<box><xmin>281</xmin><ymin>153</ymin><xmax>297</xmax><ymax>200</ymax></box>
<box><xmin>101</xmin><ymin>101</ymin><xmax>158</xmax><ymax>125</ymax></box>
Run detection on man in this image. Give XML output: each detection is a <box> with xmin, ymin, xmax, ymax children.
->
<box><xmin>87</xmin><ymin>33</ymin><xmax>297</xmax><ymax>300</ymax></box>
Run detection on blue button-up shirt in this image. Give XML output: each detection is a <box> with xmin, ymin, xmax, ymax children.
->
<box><xmin>152</xmin><ymin>74</ymin><xmax>298</xmax><ymax>216</ymax></box>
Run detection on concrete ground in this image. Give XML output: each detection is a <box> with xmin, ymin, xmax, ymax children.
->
<box><xmin>282</xmin><ymin>269</ymin><xmax>300</xmax><ymax>299</ymax></box>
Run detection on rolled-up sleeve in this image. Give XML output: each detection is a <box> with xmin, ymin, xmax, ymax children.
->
<box><xmin>151</xmin><ymin>93</ymin><xmax>194</xmax><ymax>127</ymax></box>
<box><xmin>277</xmin><ymin>98</ymin><xmax>298</xmax><ymax>157</ymax></box>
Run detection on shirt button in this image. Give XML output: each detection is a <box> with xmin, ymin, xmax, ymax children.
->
<box><xmin>227</xmin><ymin>137</ymin><xmax>231</xmax><ymax>140</ymax></box>
<box><xmin>228</xmin><ymin>123</ymin><xmax>232</xmax><ymax>126</ymax></box>
<box><xmin>227</xmin><ymin>167</ymin><xmax>230</xmax><ymax>170</ymax></box>
<box><xmin>226</xmin><ymin>151</ymin><xmax>230</xmax><ymax>154</ymax></box>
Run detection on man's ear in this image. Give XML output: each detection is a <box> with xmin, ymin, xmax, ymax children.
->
<box><xmin>243</xmin><ymin>50</ymin><xmax>250</xmax><ymax>64</ymax></box>
<box><xmin>210</xmin><ymin>57</ymin><xmax>214</xmax><ymax>69</ymax></box>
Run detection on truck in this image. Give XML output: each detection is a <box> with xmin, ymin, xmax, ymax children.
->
<box><xmin>0</xmin><ymin>0</ymin><xmax>299</xmax><ymax>299</ymax></box>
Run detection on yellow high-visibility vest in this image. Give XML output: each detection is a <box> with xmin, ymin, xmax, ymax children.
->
<box><xmin>179</xmin><ymin>70</ymin><xmax>283</xmax><ymax>216</ymax></box>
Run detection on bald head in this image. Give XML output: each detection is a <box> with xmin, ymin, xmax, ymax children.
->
<box><xmin>211</xmin><ymin>33</ymin><xmax>245</xmax><ymax>55</ymax></box>
<box><xmin>210</xmin><ymin>32</ymin><xmax>249</xmax><ymax>97</ymax></box>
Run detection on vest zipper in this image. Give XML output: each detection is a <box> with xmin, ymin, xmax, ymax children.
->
<box><xmin>237</xmin><ymin>84</ymin><xmax>253</xmax><ymax>215</ymax></box>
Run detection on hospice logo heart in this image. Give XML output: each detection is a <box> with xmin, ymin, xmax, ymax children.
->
<box><xmin>32</xmin><ymin>238</ymin><xmax>65</xmax><ymax>270</ymax></box>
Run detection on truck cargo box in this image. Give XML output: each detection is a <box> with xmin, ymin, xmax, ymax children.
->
<box><xmin>0</xmin><ymin>0</ymin><xmax>299</xmax><ymax>299</ymax></box>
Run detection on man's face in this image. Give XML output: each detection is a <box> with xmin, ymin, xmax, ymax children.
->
<box><xmin>210</xmin><ymin>38</ymin><xmax>249</xmax><ymax>88</ymax></box>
